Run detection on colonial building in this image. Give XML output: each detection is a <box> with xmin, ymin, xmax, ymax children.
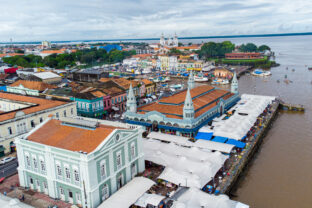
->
<box><xmin>0</xmin><ymin>92</ymin><xmax>76</xmax><ymax>156</ymax></box>
<box><xmin>7</xmin><ymin>80</ymin><xmax>57</xmax><ymax>96</ymax></box>
<box><xmin>125</xmin><ymin>71</ymin><xmax>240</xmax><ymax>137</ymax></box>
<box><xmin>225</xmin><ymin>52</ymin><xmax>263</xmax><ymax>60</ymax></box>
<box><xmin>16</xmin><ymin>117</ymin><xmax>145</xmax><ymax>208</ymax></box>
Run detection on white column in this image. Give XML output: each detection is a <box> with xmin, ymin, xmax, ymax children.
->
<box><xmin>124</xmin><ymin>142</ymin><xmax>131</xmax><ymax>182</ymax></box>
<box><xmin>45</xmin><ymin>146</ymin><xmax>57</xmax><ymax>199</ymax></box>
<box><xmin>108</xmin><ymin>150</ymin><xmax>117</xmax><ymax>193</ymax></box>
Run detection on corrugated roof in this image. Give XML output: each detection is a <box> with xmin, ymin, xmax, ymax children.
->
<box><xmin>10</xmin><ymin>80</ymin><xmax>57</xmax><ymax>91</ymax></box>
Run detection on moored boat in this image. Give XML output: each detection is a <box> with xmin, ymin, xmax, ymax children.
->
<box><xmin>251</xmin><ymin>69</ymin><xmax>271</xmax><ymax>76</ymax></box>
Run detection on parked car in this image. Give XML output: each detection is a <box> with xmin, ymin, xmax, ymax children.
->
<box><xmin>0</xmin><ymin>157</ymin><xmax>16</xmax><ymax>165</ymax></box>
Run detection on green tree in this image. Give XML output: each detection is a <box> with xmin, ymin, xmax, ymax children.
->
<box><xmin>258</xmin><ymin>45</ymin><xmax>271</xmax><ymax>52</ymax></box>
<box><xmin>239</xmin><ymin>43</ymin><xmax>258</xmax><ymax>52</ymax></box>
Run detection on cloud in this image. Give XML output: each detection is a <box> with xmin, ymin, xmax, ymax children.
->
<box><xmin>0</xmin><ymin>0</ymin><xmax>311</xmax><ymax>41</ymax></box>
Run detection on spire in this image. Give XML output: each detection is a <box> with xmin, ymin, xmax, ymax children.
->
<box><xmin>183</xmin><ymin>88</ymin><xmax>195</xmax><ymax>120</ymax></box>
<box><xmin>231</xmin><ymin>72</ymin><xmax>238</xmax><ymax>94</ymax></box>
<box><xmin>188</xmin><ymin>70</ymin><xmax>195</xmax><ymax>89</ymax></box>
<box><xmin>126</xmin><ymin>83</ymin><xmax>137</xmax><ymax>113</ymax></box>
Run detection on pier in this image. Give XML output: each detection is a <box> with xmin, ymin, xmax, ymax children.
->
<box><xmin>279</xmin><ymin>101</ymin><xmax>305</xmax><ymax>112</ymax></box>
<box><xmin>217</xmin><ymin>100</ymin><xmax>280</xmax><ymax>195</ymax></box>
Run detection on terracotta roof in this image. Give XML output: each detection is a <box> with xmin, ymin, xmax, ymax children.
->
<box><xmin>102</xmin><ymin>87</ymin><xmax>125</xmax><ymax>96</ymax></box>
<box><xmin>138</xmin><ymin>85</ymin><xmax>233</xmax><ymax>119</ymax></box>
<box><xmin>132</xmin><ymin>54</ymin><xmax>152</xmax><ymax>58</ymax></box>
<box><xmin>141</xmin><ymin>79</ymin><xmax>153</xmax><ymax>85</ymax></box>
<box><xmin>159</xmin><ymin>85</ymin><xmax>214</xmax><ymax>104</ymax></box>
<box><xmin>0</xmin><ymin>92</ymin><xmax>69</xmax><ymax>122</ymax></box>
<box><xmin>99</xmin><ymin>78</ymin><xmax>111</xmax><ymax>83</ymax></box>
<box><xmin>0</xmin><ymin>53</ymin><xmax>24</xmax><ymax>58</ymax></box>
<box><xmin>10</xmin><ymin>80</ymin><xmax>57</xmax><ymax>91</ymax></box>
<box><xmin>41</xmin><ymin>49</ymin><xmax>65</xmax><ymax>54</ymax></box>
<box><xmin>90</xmin><ymin>90</ymin><xmax>107</xmax><ymax>98</ymax></box>
<box><xmin>27</xmin><ymin>119</ymin><xmax>118</xmax><ymax>153</ymax></box>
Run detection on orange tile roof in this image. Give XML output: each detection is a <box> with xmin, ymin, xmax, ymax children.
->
<box><xmin>102</xmin><ymin>87</ymin><xmax>125</xmax><ymax>96</ymax></box>
<box><xmin>27</xmin><ymin>119</ymin><xmax>118</xmax><ymax>153</ymax></box>
<box><xmin>138</xmin><ymin>85</ymin><xmax>234</xmax><ymax>119</ymax></box>
<box><xmin>0</xmin><ymin>92</ymin><xmax>69</xmax><ymax>122</ymax></box>
<box><xmin>132</xmin><ymin>54</ymin><xmax>152</xmax><ymax>58</ymax></box>
<box><xmin>90</xmin><ymin>90</ymin><xmax>107</xmax><ymax>98</ymax></box>
<box><xmin>99</xmin><ymin>78</ymin><xmax>111</xmax><ymax>83</ymax></box>
<box><xmin>159</xmin><ymin>85</ymin><xmax>214</xmax><ymax>104</ymax></box>
<box><xmin>41</xmin><ymin>49</ymin><xmax>65</xmax><ymax>54</ymax></box>
<box><xmin>141</xmin><ymin>79</ymin><xmax>153</xmax><ymax>85</ymax></box>
<box><xmin>0</xmin><ymin>53</ymin><xmax>24</xmax><ymax>58</ymax></box>
<box><xmin>10</xmin><ymin>80</ymin><xmax>57</xmax><ymax>91</ymax></box>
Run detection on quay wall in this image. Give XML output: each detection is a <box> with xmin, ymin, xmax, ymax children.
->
<box><xmin>219</xmin><ymin>100</ymin><xmax>280</xmax><ymax>195</ymax></box>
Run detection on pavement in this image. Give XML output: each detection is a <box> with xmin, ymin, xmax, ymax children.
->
<box><xmin>0</xmin><ymin>174</ymin><xmax>72</xmax><ymax>208</ymax></box>
<box><xmin>0</xmin><ymin>159</ymin><xmax>18</xmax><ymax>178</ymax></box>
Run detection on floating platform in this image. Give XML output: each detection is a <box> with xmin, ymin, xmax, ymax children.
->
<box><xmin>279</xmin><ymin>102</ymin><xmax>305</xmax><ymax>112</ymax></box>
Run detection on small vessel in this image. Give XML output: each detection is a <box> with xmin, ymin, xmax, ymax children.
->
<box><xmin>285</xmin><ymin>74</ymin><xmax>287</xmax><ymax>79</ymax></box>
<box><xmin>286</xmin><ymin>67</ymin><xmax>288</xmax><ymax>70</ymax></box>
<box><xmin>211</xmin><ymin>79</ymin><xmax>229</xmax><ymax>85</ymax></box>
<box><xmin>194</xmin><ymin>75</ymin><xmax>208</xmax><ymax>82</ymax></box>
<box><xmin>251</xmin><ymin>69</ymin><xmax>271</xmax><ymax>76</ymax></box>
<box><xmin>164</xmin><ymin>76</ymin><xmax>171</xmax><ymax>82</ymax></box>
<box><xmin>308</xmin><ymin>67</ymin><xmax>312</xmax><ymax>71</ymax></box>
<box><xmin>292</xmin><ymin>69</ymin><xmax>295</xmax><ymax>72</ymax></box>
<box><xmin>277</xmin><ymin>80</ymin><xmax>280</xmax><ymax>83</ymax></box>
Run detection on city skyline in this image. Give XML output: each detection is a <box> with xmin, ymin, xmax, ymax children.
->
<box><xmin>1</xmin><ymin>0</ymin><xmax>312</xmax><ymax>41</ymax></box>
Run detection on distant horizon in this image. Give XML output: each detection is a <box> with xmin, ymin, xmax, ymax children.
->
<box><xmin>1</xmin><ymin>32</ymin><xmax>312</xmax><ymax>45</ymax></box>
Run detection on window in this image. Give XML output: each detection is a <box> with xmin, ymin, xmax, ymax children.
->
<box><xmin>8</xmin><ymin>127</ymin><xmax>12</xmax><ymax>135</ymax></box>
<box><xmin>26</xmin><ymin>156</ymin><xmax>30</xmax><ymax>167</ymax></box>
<box><xmin>56</xmin><ymin>112</ymin><xmax>59</xmax><ymax>119</ymax></box>
<box><xmin>43</xmin><ymin>181</ymin><xmax>48</xmax><ymax>189</ymax></box>
<box><xmin>57</xmin><ymin>165</ymin><xmax>62</xmax><ymax>177</ymax></box>
<box><xmin>33</xmin><ymin>158</ymin><xmax>38</xmax><ymax>169</ymax></box>
<box><xmin>69</xmin><ymin>191</ymin><xmax>73</xmax><ymax>198</ymax></box>
<box><xmin>115</xmin><ymin>98</ymin><xmax>117</xmax><ymax>103</ymax></box>
<box><xmin>65</xmin><ymin>167</ymin><xmax>71</xmax><ymax>180</ymax></box>
<box><xmin>71</xmin><ymin>108</ymin><xmax>74</xmax><ymax>115</ymax></box>
<box><xmin>100</xmin><ymin>161</ymin><xmax>106</xmax><ymax>178</ymax></box>
<box><xmin>102</xmin><ymin>184</ymin><xmax>109</xmax><ymax>201</ymax></box>
<box><xmin>63</xmin><ymin>110</ymin><xmax>66</xmax><ymax>117</ymax></box>
<box><xmin>116</xmin><ymin>151</ymin><xmax>122</xmax><ymax>169</ymax></box>
<box><xmin>40</xmin><ymin>160</ymin><xmax>46</xmax><ymax>172</ymax></box>
<box><xmin>74</xmin><ymin>170</ymin><xmax>80</xmax><ymax>182</ymax></box>
<box><xmin>40</xmin><ymin>117</ymin><xmax>43</xmax><ymax>123</ymax></box>
<box><xmin>60</xmin><ymin>187</ymin><xmax>64</xmax><ymax>195</ymax></box>
<box><xmin>31</xmin><ymin>120</ymin><xmax>35</xmax><ymax>128</ymax></box>
<box><xmin>131</xmin><ymin>143</ymin><xmax>136</xmax><ymax>159</ymax></box>
<box><xmin>76</xmin><ymin>193</ymin><xmax>81</xmax><ymax>202</ymax></box>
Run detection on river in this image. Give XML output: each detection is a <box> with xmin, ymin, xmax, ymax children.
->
<box><xmin>182</xmin><ymin>35</ymin><xmax>312</xmax><ymax>207</ymax></box>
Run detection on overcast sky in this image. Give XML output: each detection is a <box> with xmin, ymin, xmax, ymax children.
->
<box><xmin>1</xmin><ymin>0</ymin><xmax>312</xmax><ymax>41</ymax></box>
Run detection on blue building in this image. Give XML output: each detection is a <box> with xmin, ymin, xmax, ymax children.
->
<box><xmin>97</xmin><ymin>45</ymin><xmax>123</xmax><ymax>53</ymax></box>
<box><xmin>125</xmin><ymin>71</ymin><xmax>240</xmax><ymax>137</ymax></box>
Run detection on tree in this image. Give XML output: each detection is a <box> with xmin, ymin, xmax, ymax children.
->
<box><xmin>239</xmin><ymin>43</ymin><xmax>258</xmax><ymax>52</ymax></box>
<box><xmin>258</xmin><ymin>45</ymin><xmax>271</xmax><ymax>52</ymax></box>
<box><xmin>168</xmin><ymin>48</ymin><xmax>182</xmax><ymax>55</ymax></box>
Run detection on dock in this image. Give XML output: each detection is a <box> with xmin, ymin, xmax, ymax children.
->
<box><xmin>217</xmin><ymin>100</ymin><xmax>280</xmax><ymax>195</ymax></box>
<box><xmin>279</xmin><ymin>101</ymin><xmax>305</xmax><ymax>112</ymax></box>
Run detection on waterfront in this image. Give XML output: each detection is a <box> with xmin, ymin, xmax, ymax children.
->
<box><xmin>188</xmin><ymin>35</ymin><xmax>312</xmax><ymax>207</ymax></box>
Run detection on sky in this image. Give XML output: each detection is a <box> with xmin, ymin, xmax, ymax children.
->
<box><xmin>0</xmin><ymin>0</ymin><xmax>312</xmax><ymax>42</ymax></box>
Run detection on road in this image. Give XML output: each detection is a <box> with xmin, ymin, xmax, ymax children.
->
<box><xmin>0</xmin><ymin>159</ymin><xmax>18</xmax><ymax>178</ymax></box>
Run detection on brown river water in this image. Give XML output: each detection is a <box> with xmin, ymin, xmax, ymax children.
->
<box><xmin>191</xmin><ymin>35</ymin><xmax>312</xmax><ymax>208</ymax></box>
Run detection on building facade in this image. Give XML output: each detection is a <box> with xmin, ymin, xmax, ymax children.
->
<box><xmin>0</xmin><ymin>92</ymin><xmax>76</xmax><ymax>156</ymax></box>
<box><xmin>16</xmin><ymin>117</ymin><xmax>145</xmax><ymax>208</ymax></box>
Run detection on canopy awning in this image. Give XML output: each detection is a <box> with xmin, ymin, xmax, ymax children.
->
<box><xmin>98</xmin><ymin>177</ymin><xmax>155</xmax><ymax>208</ymax></box>
<box><xmin>151</xmin><ymin>95</ymin><xmax>157</xmax><ymax>99</ymax></box>
<box><xmin>195</xmin><ymin>132</ymin><xmax>213</xmax><ymax>140</ymax></box>
<box><xmin>135</xmin><ymin>193</ymin><xmax>165</xmax><ymax>207</ymax></box>
<box><xmin>226</xmin><ymin>139</ymin><xmax>246</xmax><ymax>149</ymax></box>
<box><xmin>112</xmin><ymin>106</ymin><xmax>119</xmax><ymax>111</ymax></box>
<box><xmin>212</xmin><ymin>136</ymin><xmax>228</xmax><ymax>143</ymax></box>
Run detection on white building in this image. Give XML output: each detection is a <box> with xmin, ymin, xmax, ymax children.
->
<box><xmin>160</xmin><ymin>33</ymin><xmax>178</xmax><ymax>48</ymax></box>
<box><xmin>16</xmin><ymin>117</ymin><xmax>145</xmax><ymax>208</ymax></box>
<box><xmin>0</xmin><ymin>92</ymin><xmax>76</xmax><ymax>156</ymax></box>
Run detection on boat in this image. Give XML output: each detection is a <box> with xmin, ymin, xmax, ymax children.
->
<box><xmin>308</xmin><ymin>67</ymin><xmax>312</xmax><ymax>71</ymax></box>
<box><xmin>164</xmin><ymin>77</ymin><xmax>171</xmax><ymax>82</ymax></box>
<box><xmin>211</xmin><ymin>79</ymin><xmax>229</xmax><ymax>85</ymax></box>
<box><xmin>194</xmin><ymin>76</ymin><xmax>208</xmax><ymax>82</ymax></box>
<box><xmin>251</xmin><ymin>69</ymin><xmax>271</xmax><ymax>76</ymax></box>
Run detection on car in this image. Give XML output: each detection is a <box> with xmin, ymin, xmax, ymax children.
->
<box><xmin>0</xmin><ymin>157</ymin><xmax>16</xmax><ymax>165</ymax></box>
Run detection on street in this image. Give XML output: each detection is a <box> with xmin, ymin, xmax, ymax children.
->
<box><xmin>0</xmin><ymin>159</ymin><xmax>18</xmax><ymax>178</ymax></box>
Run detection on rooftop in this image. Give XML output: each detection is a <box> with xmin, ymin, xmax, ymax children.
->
<box><xmin>10</xmin><ymin>80</ymin><xmax>57</xmax><ymax>91</ymax></box>
<box><xmin>0</xmin><ymin>92</ymin><xmax>69</xmax><ymax>122</ymax></box>
<box><xmin>27</xmin><ymin>119</ymin><xmax>119</xmax><ymax>153</ymax></box>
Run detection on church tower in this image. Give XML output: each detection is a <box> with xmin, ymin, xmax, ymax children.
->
<box><xmin>126</xmin><ymin>84</ymin><xmax>137</xmax><ymax>113</ymax></box>
<box><xmin>231</xmin><ymin>72</ymin><xmax>238</xmax><ymax>94</ymax></box>
<box><xmin>183</xmin><ymin>88</ymin><xmax>195</xmax><ymax>120</ymax></box>
<box><xmin>173</xmin><ymin>33</ymin><xmax>178</xmax><ymax>47</ymax></box>
<box><xmin>188</xmin><ymin>70</ymin><xmax>195</xmax><ymax>89</ymax></box>
<box><xmin>160</xmin><ymin>33</ymin><xmax>165</xmax><ymax>46</ymax></box>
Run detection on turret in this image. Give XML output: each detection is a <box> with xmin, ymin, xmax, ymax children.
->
<box><xmin>126</xmin><ymin>84</ymin><xmax>137</xmax><ymax>113</ymax></box>
<box><xmin>160</xmin><ymin>33</ymin><xmax>165</xmax><ymax>46</ymax></box>
<box><xmin>188</xmin><ymin>70</ymin><xmax>195</xmax><ymax>89</ymax></box>
<box><xmin>231</xmin><ymin>72</ymin><xmax>238</xmax><ymax>94</ymax></box>
<box><xmin>173</xmin><ymin>33</ymin><xmax>178</xmax><ymax>47</ymax></box>
<box><xmin>183</xmin><ymin>88</ymin><xmax>195</xmax><ymax>120</ymax></box>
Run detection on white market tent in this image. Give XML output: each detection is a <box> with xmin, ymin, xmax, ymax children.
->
<box><xmin>33</xmin><ymin>72</ymin><xmax>61</xmax><ymax>80</ymax></box>
<box><xmin>147</xmin><ymin>132</ymin><xmax>234</xmax><ymax>154</ymax></box>
<box><xmin>199</xmin><ymin>94</ymin><xmax>276</xmax><ymax>141</ymax></box>
<box><xmin>171</xmin><ymin>188</ymin><xmax>249</xmax><ymax>208</ymax></box>
<box><xmin>143</xmin><ymin>139</ymin><xmax>228</xmax><ymax>188</ymax></box>
<box><xmin>0</xmin><ymin>194</ymin><xmax>34</xmax><ymax>208</ymax></box>
<box><xmin>98</xmin><ymin>177</ymin><xmax>155</xmax><ymax>208</ymax></box>
<box><xmin>135</xmin><ymin>193</ymin><xmax>165</xmax><ymax>207</ymax></box>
